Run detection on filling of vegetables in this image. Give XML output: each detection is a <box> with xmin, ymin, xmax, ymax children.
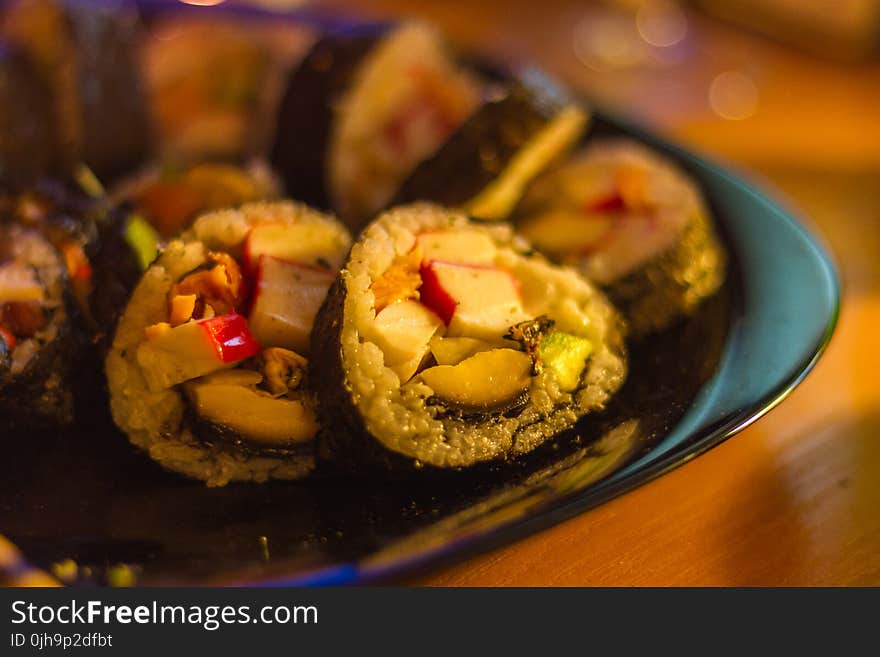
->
<box><xmin>135</xmin><ymin>219</ymin><xmax>340</xmax><ymax>448</ymax></box>
<box><xmin>121</xmin><ymin>162</ymin><xmax>277</xmax><ymax>238</ymax></box>
<box><xmin>517</xmin><ymin>142</ymin><xmax>694</xmax><ymax>284</ymax></box>
<box><xmin>0</xmin><ymin>228</ymin><xmax>62</xmax><ymax>377</ymax></box>
<box><xmin>365</xmin><ymin>227</ymin><xmax>594</xmax><ymax>411</ymax></box>
<box><xmin>330</xmin><ymin>23</ymin><xmax>482</xmax><ymax>223</ymax></box>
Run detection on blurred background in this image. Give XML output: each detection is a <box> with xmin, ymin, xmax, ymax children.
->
<box><xmin>248</xmin><ymin>0</ymin><xmax>880</xmax><ymax>304</ymax></box>
<box><xmin>291</xmin><ymin>0</ymin><xmax>880</xmax><ymax>584</ymax></box>
<box><xmin>1</xmin><ymin>0</ymin><xmax>877</xmax><ymax>584</ymax></box>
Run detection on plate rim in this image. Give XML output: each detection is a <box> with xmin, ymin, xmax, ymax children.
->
<box><xmin>244</xmin><ymin>111</ymin><xmax>841</xmax><ymax>586</ymax></box>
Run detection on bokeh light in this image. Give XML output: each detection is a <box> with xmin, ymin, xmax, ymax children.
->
<box><xmin>178</xmin><ymin>0</ymin><xmax>227</xmax><ymax>7</ymax></box>
<box><xmin>636</xmin><ymin>0</ymin><xmax>688</xmax><ymax>48</ymax></box>
<box><xmin>709</xmin><ymin>70</ymin><xmax>759</xmax><ymax>120</ymax></box>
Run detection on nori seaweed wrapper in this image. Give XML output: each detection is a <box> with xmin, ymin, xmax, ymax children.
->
<box><xmin>605</xmin><ymin>210</ymin><xmax>726</xmax><ymax>336</ymax></box>
<box><xmin>63</xmin><ymin>0</ymin><xmax>152</xmax><ymax>180</ymax></box>
<box><xmin>311</xmin><ymin>275</ymin><xmax>423</xmax><ymax>474</ymax></box>
<box><xmin>269</xmin><ymin>23</ymin><xmax>388</xmax><ymax>211</ymax></box>
<box><xmin>391</xmin><ymin>69</ymin><xmax>587</xmax><ymax>219</ymax></box>
<box><xmin>1</xmin><ymin>0</ymin><xmax>152</xmax><ymax>183</ymax></box>
<box><xmin>0</xmin><ymin>41</ymin><xmax>63</xmax><ymax>189</ymax></box>
<box><xmin>85</xmin><ymin>202</ymin><xmax>148</xmax><ymax>351</ymax></box>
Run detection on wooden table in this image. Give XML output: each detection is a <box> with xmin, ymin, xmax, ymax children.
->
<box><xmin>316</xmin><ymin>0</ymin><xmax>880</xmax><ymax>586</ymax></box>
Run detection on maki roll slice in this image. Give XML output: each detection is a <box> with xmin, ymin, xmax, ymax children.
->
<box><xmin>0</xmin><ymin>41</ymin><xmax>61</xmax><ymax>189</ymax></box>
<box><xmin>515</xmin><ymin>139</ymin><xmax>726</xmax><ymax>335</ymax></box>
<box><xmin>2</xmin><ymin>0</ymin><xmax>152</xmax><ymax>181</ymax></box>
<box><xmin>144</xmin><ymin>13</ymin><xmax>314</xmax><ymax>161</ymax></box>
<box><xmin>106</xmin><ymin>201</ymin><xmax>351</xmax><ymax>486</ymax></box>
<box><xmin>114</xmin><ymin>161</ymin><xmax>279</xmax><ymax>239</ymax></box>
<box><xmin>0</xmin><ymin>174</ymin><xmax>158</xmax><ymax>432</ymax></box>
<box><xmin>270</xmin><ymin>22</ymin><xmax>483</xmax><ymax>229</ymax></box>
<box><xmin>312</xmin><ymin>203</ymin><xmax>627</xmax><ymax>473</ymax></box>
<box><xmin>271</xmin><ymin>21</ymin><xmax>586</xmax><ymax>232</ymax></box>
<box><xmin>391</xmin><ymin>69</ymin><xmax>588</xmax><ymax>222</ymax></box>
<box><xmin>0</xmin><ymin>222</ymin><xmax>76</xmax><ymax>432</ymax></box>
<box><xmin>2</xmin><ymin>174</ymin><xmax>159</xmax><ymax>353</ymax></box>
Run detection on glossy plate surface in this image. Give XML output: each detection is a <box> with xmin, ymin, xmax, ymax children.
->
<box><xmin>0</xmin><ymin>7</ymin><xmax>838</xmax><ymax>587</ymax></box>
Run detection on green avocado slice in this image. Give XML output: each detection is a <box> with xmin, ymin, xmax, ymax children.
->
<box><xmin>124</xmin><ymin>214</ymin><xmax>160</xmax><ymax>271</ymax></box>
<box><xmin>539</xmin><ymin>331</ymin><xmax>592</xmax><ymax>392</ymax></box>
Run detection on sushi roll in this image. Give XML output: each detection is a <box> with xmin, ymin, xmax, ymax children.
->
<box><xmin>2</xmin><ymin>0</ymin><xmax>151</xmax><ymax>181</ymax></box>
<box><xmin>270</xmin><ymin>22</ymin><xmax>483</xmax><ymax>229</ymax></box>
<box><xmin>144</xmin><ymin>14</ymin><xmax>314</xmax><ymax>161</ymax></box>
<box><xmin>106</xmin><ymin>201</ymin><xmax>351</xmax><ymax>486</ymax></box>
<box><xmin>391</xmin><ymin>69</ymin><xmax>588</xmax><ymax>222</ymax></box>
<box><xmin>113</xmin><ymin>161</ymin><xmax>280</xmax><ymax>239</ymax></box>
<box><xmin>0</xmin><ymin>41</ymin><xmax>62</xmax><ymax>189</ymax></box>
<box><xmin>515</xmin><ymin>139</ymin><xmax>726</xmax><ymax>335</ymax></box>
<box><xmin>0</xmin><ymin>222</ymin><xmax>77</xmax><ymax>432</ymax></box>
<box><xmin>2</xmin><ymin>174</ymin><xmax>159</xmax><ymax>353</ymax></box>
<box><xmin>311</xmin><ymin>203</ymin><xmax>627</xmax><ymax>473</ymax></box>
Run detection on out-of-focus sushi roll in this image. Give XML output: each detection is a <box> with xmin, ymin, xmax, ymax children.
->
<box><xmin>2</xmin><ymin>0</ymin><xmax>151</xmax><ymax>181</ymax></box>
<box><xmin>2</xmin><ymin>174</ymin><xmax>159</xmax><ymax>353</ymax></box>
<box><xmin>0</xmin><ymin>222</ymin><xmax>76</xmax><ymax>432</ymax></box>
<box><xmin>106</xmin><ymin>201</ymin><xmax>351</xmax><ymax>486</ymax></box>
<box><xmin>391</xmin><ymin>69</ymin><xmax>588</xmax><ymax>222</ymax></box>
<box><xmin>270</xmin><ymin>22</ymin><xmax>483</xmax><ymax>229</ymax></box>
<box><xmin>0</xmin><ymin>41</ymin><xmax>61</xmax><ymax>189</ymax></box>
<box><xmin>1</xmin><ymin>175</ymin><xmax>157</xmax><ymax>431</ymax></box>
<box><xmin>311</xmin><ymin>203</ymin><xmax>627</xmax><ymax>473</ymax></box>
<box><xmin>515</xmin><ymin>139</ymin><xmax>726</xmax><ymax>335</ymax></box>
<box><xmin>113</xmin><ymin>161</ymin><xmax>279</xmax><ymax>239</ymax></box>
<box><xmin>144</xmin><ymin>14</ymin><xmax>313</xmax><ymax>161</ymax></box>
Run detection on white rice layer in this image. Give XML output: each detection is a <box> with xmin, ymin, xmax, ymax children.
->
<box><xmin>338</xmin><ymin>203</ymin><xmax>627</xmax><ymax>468</ymax></box>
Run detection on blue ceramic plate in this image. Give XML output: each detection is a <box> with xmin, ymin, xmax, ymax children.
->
<box><xmin>286</xmin><ymin>112</ymin><xmax>840</xmax><ymax>586</ymax></box>
<box><xmin>0</xmin><ymin>4</ymin><xmax>838</xmax><ymax>586</ymax></box>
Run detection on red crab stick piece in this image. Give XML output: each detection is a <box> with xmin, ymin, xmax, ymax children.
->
<box><xmin>586</xmin><ymin>192</ymin><xmax>626</xmax><ymax>213</ymax></box>
<box><xmin>419</xmin><ymin>260</ymin><xmax>526</xmax><ymax>341</ymax></box>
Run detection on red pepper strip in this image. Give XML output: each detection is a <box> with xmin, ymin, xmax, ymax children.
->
<box><xmin>199</xmin><ymin>313</ymin><xmax>262</xmax><ymax>364</ymax></box>
<box><xmin>0</xmin><ymin>326</ymin><xmax>16</xmax><ymax>350</ymax></box>
<box><xmin>60</xmin><ymin>241</ymin><xmax>94</xmax><ymax>316</ymax></box>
